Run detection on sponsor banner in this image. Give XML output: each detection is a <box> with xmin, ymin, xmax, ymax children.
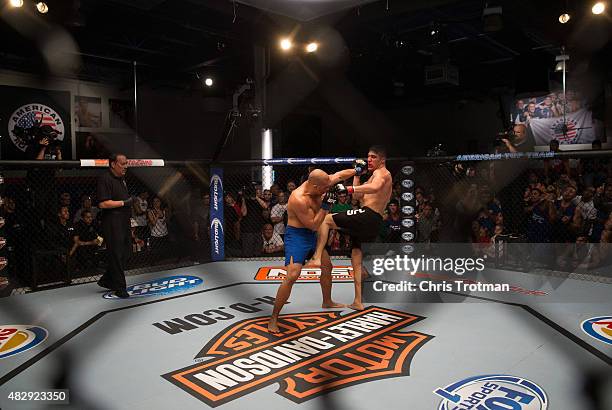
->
<box><xmin>210</xmin><ymin>168</ymin><xmax>225</xmax><ymax>261</ymax></box>
<box><xmin>263</xmin><ymin>157</ymin><xmax>356</xmax><ymax>165</ymax></box>
<box><xmin>581</xmin><ymin>316</ymin><xmax>612</xmax><ymax>345</ymax></box>
<box><xmin>435</xmin><ymin>374</ymin><xmax>548</xmax><ymax>410</ymax></box>
<box><xmin>0</xmin><ymin>325</ymin><xmax>48</xmax><ymax>359</ymax></box>
<box><xmin>80</xmin><ymin>159</ymin><xmax>165</xmax><ymax>167</ymax></box>
<box><xmin>103</xmin><ymin>275</ymin><xmax>203</xmax><ymax>299</ymax></box>
<box><xmin>163</xmin><ymin>306</ymin><xmax>432</xmax><ymax>407</ymax></box>
<box><xmin>254</xmin><ymin>266</ymin><xmax>354</xmax><ymax>282</ymax></box>
<box><xmin>0</xmin><ymin>85</ymin><xmax>72</xmax><ymax>160</ymax></box>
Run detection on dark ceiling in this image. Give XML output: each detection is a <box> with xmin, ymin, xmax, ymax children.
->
<box><xmin>0</xmin><ymin>0</ymin><xmax>610</xmax><ymax>102</ymax></box>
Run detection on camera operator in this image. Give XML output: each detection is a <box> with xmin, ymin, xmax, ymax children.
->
<box><xmin>496</xmin><ymin>124</ymin><xmax>535</xmax><ymax>153</ymax></box>
<box><xmin>25</xmin><ymin>126</ymin><xmax>63</xmax><ymax>160</ymax></box>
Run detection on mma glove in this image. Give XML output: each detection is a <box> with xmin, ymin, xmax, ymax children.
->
<box><xmin>332</xmin><ymin>183</ymin><xmax>355</xmax><ymax>195</ymax></box>
<box><xmin>122</xmin><ymin>196</ymin><xmax>135</xmax><ymax>208</ymax></box>
<box><xmin>321</xmin><ymin>191</ymin><xmax>338</xmax><ymax>211</ymax></box>
<box><xmin>353</xmin><ymin>159</ymin><xmax>368</xmax><ymax>176</ymax></box>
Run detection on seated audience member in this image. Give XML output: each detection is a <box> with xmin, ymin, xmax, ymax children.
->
<box><xmin>554</xmin><ymin>186</ymin><xmax>578</xmax><ymax>244</ymax></box>
<box><xmin>332</xmin><ymin>192</ymin><xmax>352</xmax><ymax>213</ymax></box>
<box><xmin>417</xmin><ymin>202</ymin><xmax>440</xmax><ymax>243</ymax></box>
<box><xmin>579</xmin><ymin>140</ymin><xmax>608</xmax><ymax>188</ymax></box>
<box><xmin>286</xmin><ymin>180</ymin><xmax>297</xmax><ymax>194</ymax></box>
<box><xmin>556</xmin><ymin>234</ymin><xmax>601</xmax><ymax>272</ymax></box>
<box><xmin>382</xmin><ymin>200</ymin><xmax>402</xmax><ymax>242</ymax></box>
<box><xmin>132</xmin><ymin>191</ymin><xmax>150</xmax><ymax>241</ymax></box>
<box><xmin>148</xmin><ymin>197</ymin><xmax>170</xmax><ymax>251</ymax></box>
<box><xmin>270</xmin><ymin>191</ymin><xmax>288</xmax><ymax>238</ymax></box>
<box><xmin>543</xmin><ymin>139</ymin><xmax>570</xmax><ymax>184</ymax></box>
<box><xmin>70</xmin><ymin>210</ymin><xmax>100</xmax><ymax>271</ymax></box>
<box><xmin>525</xmin><ymin>187</ymin><xmax>556</xmax><ymax>244</ymax></box>
<box><xmin>73</xmin><ymin>195</ymin><xmax>99</xmax><ymax>224</ymax></box>
<box><xmin>599</xmin><ymin>216</ymin><xmax>612</xmax><ymax>266</ymax></box>
<box><xmin>261</xmin><ymin>223</ymin><xmax>284</xmax><ymax>255</ymax></box>
<box><xmin>573</xmin><ymin>187</ymin><xmax>597</xmax><ymax>237</ymax></box>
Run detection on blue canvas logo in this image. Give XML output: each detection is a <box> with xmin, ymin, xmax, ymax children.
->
<box><xmin>581</xmin><ymin>315</ymin><xmax>612</xmax><ymax>345</ymax></box>
<box><xmin>0</xmin><ymin>325</ymin><xmax>48</xmax><ymax>359</ymax></box>
<box><xmin>103</xmin><ymin>276</ymin><xmax>203</xmax><ymax>299</ymax></box>
<box><xmin>435</xmin><ymin>375</ymin><xmax>548</xmax><ymax>410</ymax></box>
<box><xmin>210</xmin><ymin>168</ymin><xmax>224</xmax><ymax>261</ymax></box>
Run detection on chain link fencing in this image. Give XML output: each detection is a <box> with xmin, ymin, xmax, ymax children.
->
<box><xmin>0</xmin><ymin>160</ymin><xmax>212</xmax><ymax>296</ymax></box>
<box><xmin>1</xmin><ymin>151</ymin><xmax>611</xmax><ymax>297</ymax></box>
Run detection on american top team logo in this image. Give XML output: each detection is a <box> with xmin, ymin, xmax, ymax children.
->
<box><xmin>254</xmin><ymin>266</ymin><xmax>354</xmax><ymax>282</ymax></box>
<box><xmin>8</xmin><ymin>103</ymin><xmax>65</xmax><ymax>152</ymax></box>
<box><xmin>163</xmin><ymin>306</ymin><xmax>432</xmax><ymax>407</ymax></box>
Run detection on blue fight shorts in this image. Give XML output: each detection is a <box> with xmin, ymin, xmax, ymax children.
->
<box><xmin>284</xmin><ymin>225</ymin><xmax>317</xmax><ymax>266</ymax></box>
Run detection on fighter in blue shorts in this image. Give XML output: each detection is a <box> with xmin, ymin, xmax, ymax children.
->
<box><xmin>268</xmin><ymin>167</ymin><xmax>359</xmax><ymax>333</ymax></box>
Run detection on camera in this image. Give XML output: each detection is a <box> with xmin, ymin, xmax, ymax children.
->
<box><xmin>12</xmin><ymin>123</ymin><xmax>62</xmax><ymax>149</ymax></box>
<box><xmin>494</xmin><ymin>129</ymin><xmax>515</xmax><ymax>146</ymax></box>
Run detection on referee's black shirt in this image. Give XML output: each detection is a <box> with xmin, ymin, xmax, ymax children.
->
<box><xmin>97</xmin><ymin>170</ymin><xmax>131</xmax><ymax>225</ymax></box>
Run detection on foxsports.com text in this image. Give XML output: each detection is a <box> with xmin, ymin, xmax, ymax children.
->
<box><xmin>372</xmin><ymin>255</ymin><xmax>486</xmax><ymax>276</ymax></box>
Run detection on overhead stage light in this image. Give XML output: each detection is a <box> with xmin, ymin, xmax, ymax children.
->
<box><xmin>280</xmin><ymin>38</ymin><xmax>292</xmax><ymax>51</ymax></box>
<box><xmin>36</xmin><ymin>2</ymin><xmax>49</xmax><ymax>14</ymax></box>
<box><xmin>592</xmin><ymin>2</ymin><xmax>606</xmax><ymax>14</ymax></box>
<box><xmin>204</xmin><ymin>78</ymin><xmax>213</xmax><ymax>87</ymax></box>
<box><xmin>558</xmin><ymin>13</ymin><xmax>571</xmax><ymax>23</ymax></box>
<box><xmin>305</xmin><ymin>42</ymin><xmax>318</xmax><ymax>53</ymax></box>
<box><xmin>10</xmin><ymin>0</ymin><xmax>24</xmax><ymax>7</ymax></box>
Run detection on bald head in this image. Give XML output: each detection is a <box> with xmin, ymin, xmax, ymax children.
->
<box><xmin>308</xmin><ymin>169</ymin><xmax>330</xmax><ymax>186</ymax></box>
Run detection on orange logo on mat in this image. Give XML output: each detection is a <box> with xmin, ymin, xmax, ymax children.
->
<box><xmin>254</xmin><ymin>266</ymin><xmax>354</xmax><ymax>282</ymax></box>
<box><xmin>162</xmin><ymin>306</ymin><xmax>432</xmax><ymax>407</ymax></box>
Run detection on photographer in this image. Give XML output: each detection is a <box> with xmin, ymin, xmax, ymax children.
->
<box><xmin>25</xmin><ymin>126</ymin><xmax>63</xmax><ymax>160</ymax></box>
<box><xmin>496</xmin><ymin>124</ymin><xmax>535</xmax><ymax>153</ymax></box>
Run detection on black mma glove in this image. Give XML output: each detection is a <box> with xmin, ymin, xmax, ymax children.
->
<box><xmin>321</xmin><ymin>191</ymin><xmax>338</xmax><ymax>211</ymax></box>
<box><xmin>332</xmin><ymin>183</ymin><xmax>354</xmax><ymax>195</ymax></box>
<box><xmin>123</xmin><ymin>197</ymin><xmax>135</xmax><ymax>207</ymax></box>
<box><xmin>353</xmin><ymin>158</ymin><xmax>368</xmax><ymax>176</ymax></box>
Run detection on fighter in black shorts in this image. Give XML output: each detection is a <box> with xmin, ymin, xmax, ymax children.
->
<box><xmin>308</xmin><ymin>146</ymin><xmax>393</xmax><ymax>310</ymax></box>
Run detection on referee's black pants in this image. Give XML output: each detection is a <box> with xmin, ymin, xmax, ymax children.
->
<box><xmin>101</xmin><ymin>220</ymin><xmax>131</xmax><ymax>291</ymax></box>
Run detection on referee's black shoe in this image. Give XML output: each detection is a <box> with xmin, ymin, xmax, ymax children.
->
<box><xmin>97</xmin><ymin>278</ymin><xmax>113</xmax><ymax>290</ymax></box>
<box><xmin>114</xmin><ymin>289</ymin><xmax>130</xmax><ymax>298</ymax></box>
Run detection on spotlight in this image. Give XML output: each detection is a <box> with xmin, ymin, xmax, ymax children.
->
<box><xmin>555</xmin><ymin>61</ymin><xmax>566</xmax><ymax>72</ymax></box>
<box><xmin>36</xmin><ymin>2</ymin><xmax>48</xmax><ymax>13</ymax></box>
<box><xmin>558</xmin><ymin>13</ymin><xmax>571</xmax><ymax>23</ymax></box>
<box><xmin>204</xmin><ymin>78</ymin><xmax>213</xmax><ymax>87</ymax></box>
<box><xmin>592</xmin><ymin>2</ymin><xmax>606</xmax><ymax>14</ymax></box>
<box><xmin>305</xmin><ymin>42</ymin><xmax>318</xmax><ymax>53</ymax></box>
<box><xmin>280</xmin><ymin>38</ymin><xmax>292</xmax><ymax>51</ymax></box>
<box><xmin>483</xmin><ymin>5</ymin><xmax>503</xmax><ymax>32</ymax></box>
<box><xmin>9</xmin><ymin>0</ymin><xmax>24</xmax><ymax>7</ymax></box>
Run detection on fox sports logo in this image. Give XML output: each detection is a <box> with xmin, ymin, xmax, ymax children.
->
<box><xmin>435</xmin><ymin>375</ymin><xmax>548</xmax><ymax>410</ymax></box>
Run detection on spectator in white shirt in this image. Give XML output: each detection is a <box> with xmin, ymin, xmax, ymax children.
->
<box><xmin>270</xmin><ymin>191</ymin><xmax>288</xmax><ymax>237</ymax></box>
<box><xmin>262</xmin><ymin>223</ymin><xmax>284</xmax><ymax>254</ymax></box>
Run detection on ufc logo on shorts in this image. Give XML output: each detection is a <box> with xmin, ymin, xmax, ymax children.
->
<box><xmin>347</xmin><ymin>209</ymin><xmax>365</xmax><ymax>216</ymax></box>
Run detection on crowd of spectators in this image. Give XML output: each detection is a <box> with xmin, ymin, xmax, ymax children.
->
<box><xmin>1</xmin><ymin>146</ymin><xmax>611</xmax><ymax>292</ymax></box>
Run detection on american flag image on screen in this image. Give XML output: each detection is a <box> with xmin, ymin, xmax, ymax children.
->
<box><xmin>16</xmin><ymin>111</ymin><xmax>61</xmax><ymax>135</ymax></box>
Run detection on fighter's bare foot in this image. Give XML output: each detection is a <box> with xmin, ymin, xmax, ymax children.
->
<box><xmin>348</xmin><ymin>302</ymin><xmax>365</xmax><ymax>311</ymax></box>
<box><xmin>322</xmin><ymin>301</ymin><xmax>346</xmax><ymax>308</ymax></box>
<box><xmin>305</xmin><ymin>257</ymin><xmax>321</xmax><ymax>267</ymax></box>
<box><xmin>267</xmin><ymin>320</ymin><xmax>281</xmax><ymax>333</ymax></box>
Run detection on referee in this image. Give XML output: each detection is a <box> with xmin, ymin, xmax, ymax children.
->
<box><xmin>97</xmin><ymin>153</ymin><xmax>133</xmax><ymax>298</ymax></box>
